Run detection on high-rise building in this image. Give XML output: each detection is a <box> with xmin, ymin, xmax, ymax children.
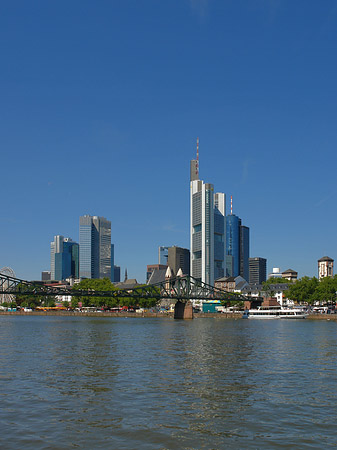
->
<box><xmin>239</xmin><ymin>225</ymin><xmax>250</xmax><ymax>281</ymax></box>
<box><xmin>225</xmin><ymin>214</ymin><xmax>249</xmax><ymax>279</ymax></box>
<box><xmin>226</xmin><ymin>214</ymin><xmax>240</xmax><ymax>277</ymax></box>
<box><xmin>190</xmin><ymin>140</ymin><xmax>226</xmax><ymax>285</ymax></box>
<box><xmin>113</xmin><ymin>265</ymin><xmax>121</xmax><ymax>283</ymax></box>
<box><xmin>249</xmin><ymin>257</ymin><xmax>267</xmax><ymax>284</ymax></box>
<box><xmin>50</xmin><ymin>235</ymin><xmax>79</xmax><ymax>281</ymax></box>
<box><xmin>79</xmin><ymin>215</ymin><xmax>112</xmax><ymax>279</ymax></box>
<box><xmin>167</xmin><ymin>246</ymin><xmax>190</xmax><ymax>276</ymax></box>
<box><xmin>158</xmin><ymin>246</ymin><xmax>169</xmax><ymax>265</ymax></box>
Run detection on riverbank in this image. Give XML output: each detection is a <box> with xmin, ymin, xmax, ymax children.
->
<box><xmin>0</xmin><ymin>311</ymin><xmax>336</xmax><ymax>320</ymax></box>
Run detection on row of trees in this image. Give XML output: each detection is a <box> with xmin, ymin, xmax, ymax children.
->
<box><xmin>262</xmin><ymin>275</ymin><xmax>337</xmax><ymax>304</ymax></box>
<box><xmin>71</xmin><ymin>278</ymin><xmax>159</xmax><ymax>309</ymax></box>
<box><xmin>12</xmin><ymin>278</ymin><xmax>159</xmax><ymax>309</ymax></box>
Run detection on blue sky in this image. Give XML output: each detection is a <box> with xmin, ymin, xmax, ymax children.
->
<box><xmin>1</xmin><ymin>0</ymin><xmax>337</xmax><ymax>282</ymax></box>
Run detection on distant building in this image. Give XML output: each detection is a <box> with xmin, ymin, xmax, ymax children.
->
<box><xmin>249</xmin><ymin>257</ymin><xmax>267</xmax><ymax>284</ymax></box>
<box><xmin>242</xmin><ymin>283</ymin><xmax>291</xmax><ymax>307</ymax></box>
<box><xmin>113</xmin><ymin>265</ymin><xmax>121</xmax><ymax>283</ymax></box>
<box><xmin>146</xmin><ymin>264</ymin><xmax>167</xmax><ymax>282</ymax></box>
<box><xmin>167</xmin><ymin>246</ymin><xmax>190</xmax><ymax>276</ymax></box>
<box><xmin>318</xmin><ymin>256</ymin><xmax>334</xmax><ymax>279</ymax></box>
<box><xmin>79</xmin><ymin>215</ymin><xmax>112</xmax><ymax>279</ymax></box>
<box><xmin>158</xmin><ymin>246</ymin><xmax>169</xmax><ymax>265</ymax></box>
<box><xmin>50</xmin><ymin>236</ymin><xmax>79</xmax><ymax>281</ymax></box>
<box><xmin>268</xmin><ymin>268</ymin><xmax>283</xmax><ymax>279</ymax></box>
<box><xmin>215</xmin><ymin>275</ymin><xmax>248</xmax><ymax>293</ymax></box>
<box><xmin>41</xmin><ymin>271</ymin><xmax>51</xmax><ymax>282</ymax></box>
<box><xmin>282</xmin><ymin>269</ymin><xmax>298</xmax><ymax>282</ymax></box>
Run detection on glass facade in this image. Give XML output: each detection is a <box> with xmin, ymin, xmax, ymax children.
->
<box><xmin>158</xmin><ymin>246</ymin><xmax>169</xmax><ymax>265</ymax></box>
<box><xmin>226</xmin><ymin>215</ymin><xmax>241</xmax><ymax>277</ymax></box>
<box><xmin>51</xmin><ymin>236</ymin><xmax>79</xmax><ymax>281</ymax></box>
<box><xmin>79</xmin><ymin>215</ymin><xmax>112</xmax><ymax>279</ymax></box>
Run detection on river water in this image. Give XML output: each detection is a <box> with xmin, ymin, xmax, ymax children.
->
<box><xmin>0</xmin><ymin>315</ymin><xmax>336</xmax><ymax>449</ymax></box>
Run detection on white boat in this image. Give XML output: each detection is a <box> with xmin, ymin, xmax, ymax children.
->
<box><xmin>242</xmin><ymin>305</ymin><xmax>308</xmax><ymax>319</ymax></box>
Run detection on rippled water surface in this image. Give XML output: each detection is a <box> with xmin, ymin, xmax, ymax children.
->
<box><xmin>0</xmin><ymin>316</ymin><xmax>336</xmax><ymax>449</ymax></box>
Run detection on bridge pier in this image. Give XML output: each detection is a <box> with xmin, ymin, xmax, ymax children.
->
<box><xmin>174</xmin><ymin>300</ymin><xmax>193</xmax><ymax>319</ymax></box>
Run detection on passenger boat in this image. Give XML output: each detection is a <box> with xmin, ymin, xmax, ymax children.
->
<box><xmin>242</xmin><ymin>305</ymin><xmax>308</xmax><ymax>319</ymax></box>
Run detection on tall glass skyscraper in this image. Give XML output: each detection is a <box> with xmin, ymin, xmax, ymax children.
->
<box><xmin>226</xmin><ymin>214</ymin><xmax>241</xmax><ymax>277</ymax></box>
<box><xmin>50</xmin><ymin>236</ymin><xmax>79</xmax><ymax>281</ymax></box>
<box><xmin>226</xmin><ymin>215</ymin><xmax>250</xmax><ymax>280</ymax></box>
<box><xmin>79</xmin><ymin>215</ymin><xmax>112</xmax><ymax>279</ymax></box>
<box><xmin>190</xmin><ymin>147</ymin><xmax>226</xmax><ymax>286</ymax></box>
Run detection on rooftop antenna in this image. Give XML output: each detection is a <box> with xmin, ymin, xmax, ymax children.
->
<box><xmin>196</xmin><ymin>137</ymin><xmax>199</xmax><ymax>178</ymax></box>
<box><xmin>231</xmin><ymin>195</ymin><xmax>233</xmax><ymax>215</ymax></box>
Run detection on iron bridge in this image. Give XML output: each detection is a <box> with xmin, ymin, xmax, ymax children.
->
<box><xmin>0</xmin><ymin>273</ymin><xmax>258</xmax><ymax>303</ymax></box>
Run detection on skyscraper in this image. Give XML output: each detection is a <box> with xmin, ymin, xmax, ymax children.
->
<box><xmin>239</xmin><ymin>225</ymin><xmax>250</xmax><ymax>281</ymax></box>
<box><xmin>249</xmin><ymin>257</ymin><xmax>267</xmax><ymax>284</ymax></box>
<box><xmin>226</xmin><ymin>213</ymin><xmax>250</xmax><ymax>280</ymax></box>
<box><xmin>226</xmin><ymin>214</ymin><xmax>241</xmax><ymax>277</ymax></box>
<box><xmin>79</xmin><ymin>215</ymin><xmax>112</xmax><ymax>279</ymax></box>
<box><xmin>167</xmin><ymin>246</ymin><xmax>190</xmax><ymax>276</ymax></box>
<box><xmin>190</xmin><ymin>139</ymin><xmax>226</xmax><ymax>285</ymax></box>
<box><xmin>50</xmin><ymin>235</ymin><xmax>79</xmax><ymax>281</ymax></box>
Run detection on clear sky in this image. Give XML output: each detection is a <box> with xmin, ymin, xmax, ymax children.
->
<box><xmin>1</xmin><ymin>0</ymin><xmax>337</xmax><ymax>282</ymax></box>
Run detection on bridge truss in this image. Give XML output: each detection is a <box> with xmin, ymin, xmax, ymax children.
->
<box><xmin>0</xmin><ymin>273</ymin><xmax>255</xmax><ymax>304</ymax></box>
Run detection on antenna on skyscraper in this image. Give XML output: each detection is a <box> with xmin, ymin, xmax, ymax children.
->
<box><xmin>196</xmin><ymin>137</ymin><xmax>199</xmax><ymax>178</ymax></box>
<box><xmin>231</xmin><ymin>195</ymin><xmax>233</xmax><ymax>215</ymax></box>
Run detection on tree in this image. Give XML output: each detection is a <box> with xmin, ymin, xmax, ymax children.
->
<box><xmin>284</xmin><ymin>276</ymin><xmax>319</xmax><ymax>304</ymax></box>
<box><xmin>72</xmin><ymin>278</ymin><xmax>117</xmax><ymax>308</ymax></box>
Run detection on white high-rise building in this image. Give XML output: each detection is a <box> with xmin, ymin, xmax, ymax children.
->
<box><xmin>190</xmin><ymin>140</ymin><xmax>226</xmax><ymax>285</ymax></box>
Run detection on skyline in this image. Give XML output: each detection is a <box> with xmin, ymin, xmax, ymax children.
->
<box><xmin>1</xmin><ymin>1</ymin><xmax>337</xmax><ymax>282</ymax></box>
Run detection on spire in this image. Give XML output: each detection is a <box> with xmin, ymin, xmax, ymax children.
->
<box><xmin>231</xmin><ymin>195</ymin><xmax>233</xmax><ymax>215</ymax></box>
<box><xmin>124</xmin><ymin>268</ymin><xmax>128</xmax><ymax>282</ymax></box>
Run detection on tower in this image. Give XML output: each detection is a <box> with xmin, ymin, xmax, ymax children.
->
<box><xmin>225</xmin><ymin>198</ymin><xmax>249</xmax><ymax>279</ymax></box>
<box><xmin>318</xmin><ymin>256</ymin><xmax>334</xmax><ymax>279</ymax></box>
<box><xmin>50</xmin><ymin>235</ymin><xmax>79</xmax><ymax>281</ymax></box>
<box><xmin>79</xmin><ymin>215</ymin><xmax>112</xmax><ymax>279</ymax></box>
<box><xmin>249</xmin><ymin>257</ymin><xmax>267</xmax><ymax>284</ymax></box>
<box><xmin>190</xmin><ymin>139</ymin><xmax>226</xmax><ymax>285</ymax></box>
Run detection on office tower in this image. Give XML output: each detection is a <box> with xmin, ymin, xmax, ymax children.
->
<box><xmin>249</xmin><ymin>257</ymin><xmax>267</xmax><ymax>284</ymax></box>
<box><xmin>167</xmin><ymin>246</ymin><xmax>190</xmax><ymax>276</ymax></box>
<box><xmin>114</xmin><ymin>265</ymin><xmax>121</xmax><ymax>283</ymax></box>
<box><xmin>226</xmin><ymin>214</ymin><xmax>240</xmax><ymax>277</ymax></box>
<box><xmin>226</xmin><ymin>213</ymin><xmax>250</xmax><ymax>279</ymax></box>
<box><xmin>50</xmin><ymin>235</ymin><xmax>79</xmax><ymax>281</ymax></box>
<box><xmin>239</xmin><ymin>225</ymin><xmax>250</xmax><ymax>281</ymax></box>
<box><xmin>318</xmin><ymin>256</ymin><xmax>334</xmax><ymax>279</ymax></box>
<box><xmin>190</xmin><ymin>139</ymin><xmax>226</xmax><ymax>285</ymax></box>
<box><xmin>79</xmin><ymin>215</ymin><xmax>112</xmax><ymax>279</ymax></box>
<box><xmin>158</xmin><ymin>246</ymin><xmax>169</xmax><ymax>265</ymax></box>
